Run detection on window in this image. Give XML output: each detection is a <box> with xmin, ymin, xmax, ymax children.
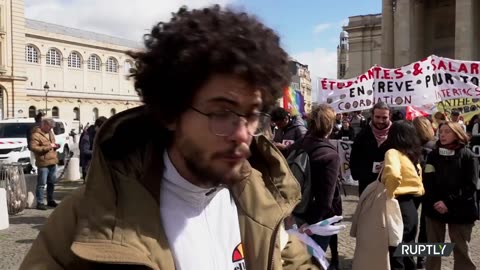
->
<box><xmin>0</xmin><ymin>123</ymin><xmax>34</xmax><ymax>138</ymax></box>
<box><xmin>87</xmin><ymin>54</ymin><xmax>101</xmax><ymax>71</ymax></box>
<box><xmin>53</xmin><ymin>122</ymin><xmax>65</xmax><ymax>135</ymax></box>
<box><xmin>93</xmin><ymin>107</ymin><xmax>99</xmax><ymax>121</ymax></box>
<box><xmin>25</xmin><ymin>45</ymin><xmax>39</xmax><ymax>63</ymax></box>
<box><xmin>52</xmin><ymin>106</ymin><xmax>59</xmax><ymax>118</ymax></box>
<box><xmin>124</xmin><ymin>60</ymin><xmax>133</xmax><ymax>74</ymax></box>
<box><xmin>28</xmin><ymin>106</ymin><xmax>36</xmax><ymax>118</ymax></box>
<box><xmin>110</xmin><ymin>108</ymin><xmax>116</xmax><ymax>116</ymax></box>
<box><xmin>67</xmin><ymin>52</ymin><xmax>82</xmax><ymax>68</ymax></box>
<box><xmin>73</xmin><ymin>107</ymin><xmax>80</xmax><ymax>121</ymax></box>
<box><xmin>46</xmin><ymin>49</ymin><xmax>61</xmax><ymax>66</ymax></box>
<box><xmin>106</xmin><ymin>57</ymin><xmax>118</xmax><ymax>73</ymax></box>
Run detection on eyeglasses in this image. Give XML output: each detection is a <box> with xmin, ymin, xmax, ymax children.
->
<box><xmin>190</xmin><ymin>107</ymin><xmax>270</xmax><ymax>137</ymax></box>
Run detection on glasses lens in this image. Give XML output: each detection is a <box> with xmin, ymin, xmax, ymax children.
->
<box><xmin>210</xmin><ymin>111</ymin><xmax>270</xmax><ymax>137</ymax></box>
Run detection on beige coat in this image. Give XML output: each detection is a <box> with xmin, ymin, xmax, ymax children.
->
<box><xmin>29</xmin><ymin>127</ymin><xmax>58</xmax><ymax>167</ymax></box>
<box><xmin>20</xmin><ymin>106</ymin><xmax>321</xmax><ymax>270</ymax></box>
<box><xmin>350</xmin><ymin>180</ymin><xmax>390</xmax><ymax>270</ymax></box>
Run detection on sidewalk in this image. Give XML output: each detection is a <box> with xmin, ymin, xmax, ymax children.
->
<box><xmin>0</xmin><ymin>180</ymin><xmax>83</xmax><ymax>270</ymax></box>
<box><xmin>0</xmin><ymin>182</ymin><xmax>478</xmax><ymax>270</ymax></box>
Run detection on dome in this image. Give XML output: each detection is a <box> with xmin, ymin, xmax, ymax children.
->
<box><xmin>340</xmin><ymin>30</ymin><xmax>349</xmax><ymax>38</ymax></box>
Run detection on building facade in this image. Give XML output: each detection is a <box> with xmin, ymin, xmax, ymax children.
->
<box><xmin>339</xmin><ymin>14</ymin><xmax>382</xmax><ymax>78</ymax></box>
<box><xmin>339</xmin><ymin>0</ymin><xmax>480</xmax><ymax>77</ymax></box>
<box><xmin>289</xmin><ymin>60</ymin><xmax>313</xmax><ymax>113</ymax></box>
<box><xmin>0</xmin><ymin>0</ymin><xmax>141</xmax><ymax>130</ymax></box>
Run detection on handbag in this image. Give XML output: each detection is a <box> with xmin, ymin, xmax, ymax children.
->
<box><xmin>379</xmin><ymin>169</ymin><xmax>404</xmax><ymax>246</ymax></box>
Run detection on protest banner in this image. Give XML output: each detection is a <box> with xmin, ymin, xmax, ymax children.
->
<box><xmin>317</xmin><ymin>55</ymin><xmax>480</xmax><ymax>113</ymax></box>
<box><xmin>436</xmin><ymin>98</ymin><xmax>480</xmax><ymax>122</ymax></box>
<box><xmin>330</xmin><ymin>140</ymin><xmax>357</xmax><ymax>185</ymax></box>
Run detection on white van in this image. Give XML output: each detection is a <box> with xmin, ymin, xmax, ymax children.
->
<box><xmin>0</xmin><ymin>118</ymin><xmax>73</xmax><ymax>172</ymax></box>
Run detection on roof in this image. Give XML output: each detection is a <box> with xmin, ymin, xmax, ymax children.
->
<box><xmin>25</xmin><ymin>19</ymin><xmax>143</xmax><ymax>49</ymax></box>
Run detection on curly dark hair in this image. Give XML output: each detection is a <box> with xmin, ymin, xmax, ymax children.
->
<box><xmin>128</xmin><ymin>5</ymin><xmax>290</xmax><ymax>123</ymax></box>
<box><xmin>384</xmin><ymin>120</ymin><xmax>422</xmax><ymax>165</ymax></box>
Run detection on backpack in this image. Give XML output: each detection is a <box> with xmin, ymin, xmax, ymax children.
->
<box><xmin>286</xmin><ymin>146</ymin><xmax>313</xmax><ymax>216</ymax></box>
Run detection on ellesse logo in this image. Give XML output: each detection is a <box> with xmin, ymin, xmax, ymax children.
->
<box><xmin>232</xmin><ymin>243</ymin><xmax>246</xmax><ymax>270</ymax></box>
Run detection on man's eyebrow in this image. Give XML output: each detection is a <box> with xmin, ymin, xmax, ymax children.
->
<box><xmin>204</xmin><ymin>96</ymin><xmax>263</xmax><ymax>110</ymax></box>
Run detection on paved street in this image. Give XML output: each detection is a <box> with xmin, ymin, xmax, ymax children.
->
<box><xmin>0</xmin><ymin>183</ymin><xmax>478</xmax><ymax>270</ymax></box>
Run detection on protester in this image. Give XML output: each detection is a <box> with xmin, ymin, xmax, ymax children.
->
<box><xmin>350</xmin><ymin>102</ymin><xmax>392</xmax><ymax>195</ymax></box>
<box><xmin>335</xmin><ymin>119</ymin><xmax>355</xmax><ymax>141</ymax></box>
<box><xmin>423</xmin><ymin>122</ymin><xmax>478</xmax><ymax>270</ymax></box>
<box><xmin>382</xmin><ymin>120</ymin><xmax>425</xmax><ymax>270</ymax></box>
<box><xmin>29</xmin><ymin>118</ymin><xmax>59</xmax><ymax>210</ymax></box>
<box><xmin>331</xmin><ymin>113</ymin><xmax>342</xmax><ymax>138</ymax></box>
<box><xmin>470</xmin><ymin>114</ymin><xmax>480</xmax><ymax>136</ymax></box>
<box><xmin>412</xmin><ymin>116</ymin><xmax>437</xmax><ymax>269</ymax></box>
<box><xmin>450</xmin><ymin>110</ymin><xmax>466</xmax><ymax>131</ymax></box>
<box><xmin>271</xmin><ymin>107</ymin><xmax>307</xmax><ymax>156</ymax></box>
<box><xmin>432</xmin><ymin>112</ymin><xmax>447</xmax><ymax>134</ymax></box>
<box><xmin>21</xmin><ymin>5</ymin><xmax>321</xmax><ymax>269</ymax></box>
<box><xmin>26</xmin><ymin>112</ymin><xmax>44</xmax><ymax>173</ymax></box>
<box><xmin>296</xmin><ymin>104</ymin><xmax>342</xmax><ymax>269</ymax></box>
<box><xmin>79</xmin><ymin>116</ymin><xmax>108</xmax><ymax>180</ymax></box>
<box><xmin>350</xmin><ymin>111</ymin><xmax>366</xmax><ymax>137</ymax></box>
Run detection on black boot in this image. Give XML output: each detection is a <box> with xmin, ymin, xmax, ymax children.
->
<box><xmin>47</xmin><ymin>200</ymin><xmax>58</xmax><ymax>207</ymax></box>
<box><xmin>36</xmin><ymin>203</ymin><xmax>47</xmax><ymax>210</ymax></box>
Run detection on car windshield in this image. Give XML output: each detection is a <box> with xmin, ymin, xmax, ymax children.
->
<box><xmin>0</xmin><ymin>123</ymin><xmax>34</xmax><ymax>138</ymax></box>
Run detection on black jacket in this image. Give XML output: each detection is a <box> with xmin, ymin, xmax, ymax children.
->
<box><xmin>298</xmin><ymin>135</ymin><xmax>342</xmax><ymax>224</ymax></box>
<box><xmin>273</xmin><ymin>116</ymin><xmax>307</xmax><ymax>156</ymax></box>
<box><xmin>335</xmin><ymin>128</ymin><xmax>355</xmax><ymax>141</ymax></box>
<box><xmin>349</xmin><ymin>125</ymin><xmax>389</xmax><ymax>195</ymax></box>
<box><xmin>423</xmin><ymin>146</ymin><xmax>479</xmax><ymax>224</ymax></box>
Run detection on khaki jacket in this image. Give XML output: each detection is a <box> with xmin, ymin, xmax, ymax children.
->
<box><xmin>21</xmin><ymin>106</ymin><xmax>321</xmax><ymax>270</ymax></box>
<box><xmin>30</xmin><ymin>127</ymin><xmax>58</xmax><ymax>167</ymax></box>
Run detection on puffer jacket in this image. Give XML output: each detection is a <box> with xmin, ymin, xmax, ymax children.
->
<box><xmin>30</xmin><ymin>126</ymin><xmax>58</xmax><ymax>167</ymax></box>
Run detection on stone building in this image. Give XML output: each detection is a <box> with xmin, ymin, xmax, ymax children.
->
<box><xmin>338</xmin><ymin>0</ymin><xmax>480</xmax><ymax>77</ymax></box>
<box><xmin>337</xmin><ymin>30</ymin><xmax>349</xmax><ymax>79</ymax></box>
<box><xmin>289</xmin><ymin>60</ymin><xmax>313</xmax><ymax>113</ymax></box>
<box><xmin>0</xmin><ymin>0</ymin><xmax>141</xmax><ymax>130</ymax></box>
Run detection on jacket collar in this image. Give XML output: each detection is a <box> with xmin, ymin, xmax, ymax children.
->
<box><xmin>71</xmin><ymin>106</ymin><xmax>300</xmax><ymax>268</ymax></box>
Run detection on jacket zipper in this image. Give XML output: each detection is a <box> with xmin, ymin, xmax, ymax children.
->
<box><xmin>269</xmin><ymin>220</ymin><xmax>282</xmax><ymax>270</ymax></box>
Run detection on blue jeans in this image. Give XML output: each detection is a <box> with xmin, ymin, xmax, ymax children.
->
<box><xmin>36</xmin><ymin>165</ymin><xmax>57</xmax><ymax>204</ymax></box>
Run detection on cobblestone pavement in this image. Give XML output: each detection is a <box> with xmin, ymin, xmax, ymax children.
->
<box><xmin>0</xmin><ymin>180</ymin><xmax>82</xmax><ymax>270</ymax></box>
<box><xmin>0</xmin><ymin>183</ymin><xmax>478</xmax><ymax>270</ymax></box>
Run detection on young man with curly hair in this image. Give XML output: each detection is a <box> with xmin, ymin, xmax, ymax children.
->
<box><xmin>21</xmin><ymin>5</ymin><xmax>322</xmax><ymax>270</ymax></box>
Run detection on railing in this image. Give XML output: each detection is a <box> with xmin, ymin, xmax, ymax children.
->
<box><xmin>0</xmin><ymin>163</ymin><xmax>27</xmax><ymax>215</ymax></box>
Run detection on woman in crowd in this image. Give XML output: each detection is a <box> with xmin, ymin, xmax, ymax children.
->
<box><xmin>299</xmin><ymin>104</ymin><xmax>342</xmax><ymax>270</ymax></box>
<box><xmin>432</xmin><ymin>112</ymin><xmax>447</xmax><ymax>135</ymax></box>
<box><xmin>412</xmin><ymin>116</ymin><xmax>436</xmax><ymax>269</ymax></box>
<box><xmin>335</xmin><ymin>119</ymin><xmax>355</xmax><ymax>141</ymax></box>
<box><xmin>381</xmin><ymin>120</ymin><xmax>425</xmax><ymax>270</ymax></box>
<box><xmin>466</xmin><ymin>114</ymin><xmax>479</xmax><ymax>136</ymax></box>
<box><xmin>423</xmin><ymin>122</ymin><xmax>478</xmax><ymax>270</ymax></box>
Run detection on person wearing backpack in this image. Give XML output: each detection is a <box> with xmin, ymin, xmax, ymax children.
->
<box><xmin>423</xmin><ymin>122</ymin><xmax>479</xmax><ymax>270</ymax></box>
<box><xmin>294</xmin><ymin>104</ymin><xmax>342</xmax><ymax>270</ymax></box>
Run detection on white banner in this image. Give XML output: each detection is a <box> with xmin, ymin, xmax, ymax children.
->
<box><xmin>330</xmin><ymin>140</ymin><xmax>357</xmax><ymax>185</ymax></box>
<box><xmin>318</xmin><ymin>55</ymin><xmax>480</xmax><ymax>113</ymax></box>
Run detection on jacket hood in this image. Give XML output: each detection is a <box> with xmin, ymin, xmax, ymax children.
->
<box><xmin>72</xmin><ymin>106</ymin><xmax>301</xmax><ymax>267</ymax></box>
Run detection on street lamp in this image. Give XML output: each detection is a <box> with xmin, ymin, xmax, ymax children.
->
<box><xmin>77</xmin><ymin>99</ymin><xmax>82</xmax><ymax>134</ymax></box>
<box><xmin>43</xmin><ymin>82</ymin><xmax>50</xmax><ymax>116</ymax></box>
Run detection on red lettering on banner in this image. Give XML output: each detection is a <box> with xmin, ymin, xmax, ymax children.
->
<box><xmin>383</xmin><ymin>69</ymin><xmax>391</xmax><ymax>79</ymax></box>
<box><xmin>431</xmin><ymin>59</ymin><xmax>437</xmax><ymax>71</ymax></box>
<box><xmin>367</xmin><ymin>69</ymin><xmax>375</xmax><ymax>79</ymax></box>
<box><xmin>438</xmin><ymin>60</ymin><xmax>447</xmax><ymax>71</ymax></box>
<box><xmin>452</xmin><ymin>88</ymin><xmax>460</xmax><ymax>96</ymax></box>
<box><xmin>413</xmin><ymin>63</ymin><xmax>423</xmax><ymax>76</ymax></box>
<box><xmin>449</xmin><ymin>62</ymin><xmax>456</xmax><ymax>72</ymax></box>
<box><xmin>345</xmin><ymin>81</ymin><xmax>353</xmax><ymax>88</ymax></box>
<box><xmin>458</xmin><ymin>63</ymin><xmax>468</xmax><ymax>73</ymax></box>
<box><xmin>337</xmin><ymin>82</ymin><xmax>344</xmax><ymax>89</ymax></box>
<box><xmin>476</xmin><ymin>88</ymin><xmax>480</xmax><ymax>96</ymax></box>
<box><xmin>373</xmin><ymin>66</ymin><xmax>382</xmax><ymax>78</ymax></box>
<box><xmin>472</xmin><ymin>63</ymin><xmax>479</xmax><ymax>74</ymax></box>
<box><xmin>394</xmin><ymin>69</ymin><xmax>404</xmax><ymax>79</ymax></box>
<box><xmin>329</xmin><ymin>81</ymin><xmax>336</xmax><ymax>89</ymax></box>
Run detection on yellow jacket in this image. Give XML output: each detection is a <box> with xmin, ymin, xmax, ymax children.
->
<box><xmin>20</xmin><ymin>106</ymin><xmax>320</xmax><ymax>270</ymax></box>
<box><xmin>381</xmin><ymin>149</ymin><xmax>424</xmax><ymax>199</ymax></box>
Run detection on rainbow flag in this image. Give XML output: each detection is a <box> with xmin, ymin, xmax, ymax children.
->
<box><xmin>283</xmin><ymin>87</ymin><xmax>305</xmax><ymax>116</ymax></box>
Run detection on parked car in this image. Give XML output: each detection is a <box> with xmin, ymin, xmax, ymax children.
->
<box><xmin>0</xmin><ymin>118</ymin><xmax>73</xmax><ymax>173</ymax></box>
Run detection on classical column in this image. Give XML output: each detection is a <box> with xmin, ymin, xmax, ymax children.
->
<box><xmin>455</xmin><ymin>0</ymin><xmax>476</xmax><ymax>60</ymax></box>
<box><xmin>412</xmin><ymin>0</ymin><xmax>425</xmax><ymax>61</ymax></box>
<box><xmin>381</xmin><ymin>0</ymin><xmax>394</xmax><ymax>67</ymax></box>
<box><xmin>394</xmin><ymin>0</ymin><xmax>413</xmax><ymax>66</ymax></box>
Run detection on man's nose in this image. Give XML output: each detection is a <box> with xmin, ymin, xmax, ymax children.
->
<box><xmin>227</xmin><ymin>120</ymin><xmax>250</xmax><ymax>144</ymax></box>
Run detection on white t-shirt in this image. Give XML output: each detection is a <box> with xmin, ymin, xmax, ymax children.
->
<box><xmin>160</xmin><ymin>152</ymin><xmax>246</xmax><ymax>270</ymax></box>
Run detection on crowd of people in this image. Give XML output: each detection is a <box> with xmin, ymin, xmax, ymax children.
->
<box><xmin>18</xmin><ymin>4</ymin><xmax>479</xmax><ymax>270</ymax></box>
